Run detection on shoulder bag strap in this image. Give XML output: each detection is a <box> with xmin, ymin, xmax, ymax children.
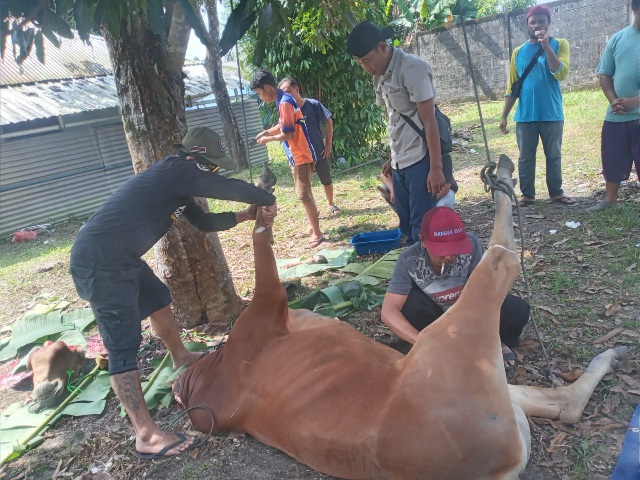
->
<box><xmin>518</xmin><ymin>41</ymin><xmax>549</xmax><ymax>85</ymax></box>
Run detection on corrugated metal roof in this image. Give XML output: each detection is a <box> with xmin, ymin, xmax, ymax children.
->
<box><xmin>0</xmin><ymin>34</ymin><xmax>112</xmax><ymax>86</ymax></box>
<box><xmin>0</xmin><ymin>32</ymin><xmax>248</xmax><ymax>125</ymax></box>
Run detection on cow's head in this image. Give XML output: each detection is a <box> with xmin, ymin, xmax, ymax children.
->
<box><xmin>26</xmin><ymin>341</ymin><xmax>89</xmax><ymax>411</ymax></box>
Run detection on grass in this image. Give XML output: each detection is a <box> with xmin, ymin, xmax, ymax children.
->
<box><xmin>0</xmin><ymin>87</ymin><xmax>638</xmax><ymax>479</ymax></box>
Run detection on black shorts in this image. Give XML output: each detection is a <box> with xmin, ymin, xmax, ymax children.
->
<box><xmin>314</xmin><ymin>157</ymin><xmax>333</xmax><ymax>186</ymax></box>
<box><xmin>601</xmin><ymin>120</ymin><xmax>640</xmax><ymax>183</ymax></box>
<box><xmin>69</xmin><ymin>260</ymin><xmax>172</xmax><ymax>375</ymax></box>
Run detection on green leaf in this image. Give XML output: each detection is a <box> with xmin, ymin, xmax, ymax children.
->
<box><xmin>219</xmin><ymin>0</ymin><xmax>258</xmax><ymax>57</ymax></box>
<box><xmin>341</xmin><ymin>281</ymin><xmax>363</xmax><ymax>299</ymax></box>
<box><xmin>34</xmin><ymin>30</ymin><xmax>44</xmax><ymax>63</ymax></box>
<box><xmin>0</xmin><ymin>311</ymin><xmax>72</xmax><ymax>362</ymax></box>
<box><xmin>147</xmin><ymin>0</ymin><xmax>167</xmax><ymax>43</ymax></box>
<box><xmin>55</xmin><ymin>329</ymin><xmax>87</xmax><ymax>348</ymax></box>
<box><xmin>73</xmin><ymin>0</ymin><xmax>97</xmax><ymax>43</ymax></box>
<box><xmin>0</xmin><ymin>19</ymin><xmax>9</xmax><ymax>61</ymax></box>
<box><xmin>102</xmin><ymin>1</ymin><xmax>121</xmax><ymax>38</ymax></box>
<box><xmin>139</xmin><ymin>342</ymin><xmax>207</xmax><ymax>412</ymax></box>
<box><xmin>40</xmin><ymin>25</ymin><xmax>61</xmax><ymax>48</ymax></box>
<box><xmin>56</xmin><ymin>0</ymin><xmax>75</xmax><ymax>18</ymax></box>
<box><xmin>318</xmin><ymin>285</ymin><xmax>345</xmax><ymax>306</ymax></box>
<box><xmin>62</xmin><ymin>308</ymin><xmax>95</xmax><ymax>332</ymax></box>
<box><xmin>10</xmin><ymin>346</ymin><xmax>40</xmax><ymax>375</ymax></box>
<box><xmin>45</xmin><ymin>12</ymin><xmax>75</xmax><ymax>39</ymax></box>
<box><xmin>23</xmin><ymin>300</ymin><xmax>70</xmax><ymax>317</ymax></box>
<box><xmin>178</xmin><ymin>0</ymin><xmax>207</xmax><ymax>47</ymax></box>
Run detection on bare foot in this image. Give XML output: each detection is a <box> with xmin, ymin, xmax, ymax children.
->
<box><xmin>173</xmin><ymin>351</ymin><xmax>205</xmax><ymax>370</ymax></box>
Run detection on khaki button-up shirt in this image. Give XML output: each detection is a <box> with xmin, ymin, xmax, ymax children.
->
<box><xmin>374</xmin><ymin>48</ymin><xmax>436</xmax><ymax>170</ymax></box>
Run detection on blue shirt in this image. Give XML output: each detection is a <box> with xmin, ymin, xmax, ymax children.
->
<box><xmin>511</xmin><ymin>38</ymin><xmax>568</xmax><ymax>123</ymax></box>
<box><xmin>300</xmin><ymin>99</ymin><xmax>332</xmax><ymax>160</ymax></box>
<box><xmin>597</xmin><ymin>25</ymin><xmax>640</xmax><ymax>123</ymax></box>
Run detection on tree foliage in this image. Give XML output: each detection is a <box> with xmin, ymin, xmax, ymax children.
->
<box><xmin>245</xmin><ymin>2</ymin><xmax>389</xmax><ymax>166</ymax></box>
<box><xmin>0</xmin><ymin>0</ymin><xmax>205</xmax><ymax>65</ymax></box>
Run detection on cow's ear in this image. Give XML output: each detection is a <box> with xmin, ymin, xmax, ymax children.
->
<box><xmin>75</xmin><ymin>346</ymin><xmax>87</xmax><ymax>359</ymax></box>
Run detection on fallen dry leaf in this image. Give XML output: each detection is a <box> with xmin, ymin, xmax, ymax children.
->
<box><xmin>545</xmin><ymin>419</ymin><xmax>579</xmax><ymax>435</ymax></box>
<box><xmin>596</xmin><ymin>396</ymin><xmax>622</xmax><ymax>415</ymax></box>
<box><xmin>558</xmin><ymin>368</ymin><xmax>584</xmax><ymax>382</ymax></box>
<box><xmin>618</xmin><ymin>374</ymin><xmax>639</xmax><ymax>389</ymax></box>
<box><xmin>625</xmin><ymin>263</ymin><xmax>637</xmax><ymax>272</ymax></box>
<box><xmin>627</xmin><ymin>389</ymin><xmax>640</xmax><ymax>396</ymax></box>
<box><xmin>547</xmin><ymin>431</ymin><xmax>568</xmax><ymax>453</ymax></box>
<box><xmin>596</xmin><ymin>423</ymin><xmax>626</xmax><ymax>431</ymax></box>
<box><xmin>604</xmin><ymin>303</ymin><xmax>623</xmax><ymax>317</ymax></box>
<box><xmin>538</xmin><ymin>305</ymin><xmax>560</xmax><ymax>316</ymax></box>
<box><xmin>518</xmin><ymin>338</ymin><xmax>540</xmax><ymax>350</ymax></box>
<box><xmin>593</xmin><ymin>327</ymin><xmax>624</xmax><ymax>344</ymax></box>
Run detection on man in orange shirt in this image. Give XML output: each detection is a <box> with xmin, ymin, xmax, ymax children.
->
<box><xmin>251</xmin><ymin>69</ymin><xmax>323</xmax><ymax>249</ymax></box>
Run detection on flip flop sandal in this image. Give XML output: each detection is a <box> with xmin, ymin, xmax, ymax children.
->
<box><xmin>136</xmin><ymin>432</ymin><xmax>198</xmax><ymax>460</ymax></box>
<box><xmin>550</xmin><ymin>195</ymin><xmax>577</xmax><ymax>206</ymax></box>
<box><xmin>304</xmin><ymin>237</ymin><xmax>325</xmax><ymax>250</ymax></box>
<box><xmin>516</xmin><ymin>197</ymin><xmax>535</xmax><ymax>207</ymax></box>
<box><xmin>328</xmin><ymin>205</ymin><xmax>341</xmax><ymax>214</ymax></box>
<box><xmin>503</xmin><ymin>351</ymin><xmax>518</xmax><ymax>378</ymax></box>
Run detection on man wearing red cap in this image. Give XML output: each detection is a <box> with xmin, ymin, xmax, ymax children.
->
<box><xmin>500</xmin><ymin>4</ymin><xmax>575</xmax><ymax>207</ymax></box>
<box><xmin>381</xmin><ymin>207</ymin><xmax>529</xmax><ymax>373</ymax></box>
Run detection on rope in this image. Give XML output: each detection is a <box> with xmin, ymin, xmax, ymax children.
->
<box><xmin>458</xmin><ymin>3</ymin><xmax>555</xmax><ymax>386</ymax></box>
<box><xmin>166</xmin><ymin>405</ymin><xmax>216</xmax><ymax>449</ymax></box>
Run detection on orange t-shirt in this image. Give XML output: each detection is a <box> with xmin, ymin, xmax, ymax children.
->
<box><xmin>271</xmin><ymin>90</ymin><xmax>315</xmax><ymax>166</ymax></box>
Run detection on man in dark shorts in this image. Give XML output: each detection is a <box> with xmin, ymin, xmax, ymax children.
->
<box><xmin>69</xmin><ymin>126</ymin><xmax>277</xmax><ymax>459</ymax></box>
<box><xmin>587</xmin><ymin>0</ymin><xmax>640</xmax><ymax>213</ymax></box>
<box><xmin>381</xmin><ymin>207</ymin><xmax>529</xmax><ymax>374</ymax></box>
<box><xmin>278</xmin><ymin>77</ymin><xmax>340</xmax><ymax>215</ymax></box>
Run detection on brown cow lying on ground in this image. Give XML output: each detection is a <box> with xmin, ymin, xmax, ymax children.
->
<box><xmin>174</xmin><ymin>155</ymin><xmax>626</xmax><ymax>479</ymax></box>
<box><xmin>27</xmin><ymin>341</ymin><xmax>89</xmax><ymax>411</ymax></box>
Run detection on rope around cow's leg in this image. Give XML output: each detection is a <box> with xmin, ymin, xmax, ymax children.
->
<box><xmin>480</xmin><ymin>162</ymin><xmax>555</xmax><ymax>387</ymax></box>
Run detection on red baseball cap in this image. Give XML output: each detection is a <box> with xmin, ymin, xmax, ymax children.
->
<box><xmin>420</xmin><ymin>207</ymin><xmax>472</xmax><ymax>257</ymax></box>
<box><xmin>526</xmin><ymin>4</ymin><xmax>551</xmax><ymax>21</ymax></box>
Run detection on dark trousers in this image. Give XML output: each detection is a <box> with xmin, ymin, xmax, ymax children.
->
<box><xmin>401</xmin><ymin>285</ymin><xmax>529</xmax><ymax>348</ymax></box>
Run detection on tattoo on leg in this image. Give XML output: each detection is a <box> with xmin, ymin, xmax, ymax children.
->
<box><xmin>112</xmin><ymin>371</ymin><xmax>143</xmax><ymax>412</ymax></box>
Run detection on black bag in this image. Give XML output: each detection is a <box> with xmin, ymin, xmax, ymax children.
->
<box><xmin>510</xmin><ymin>45</ymin><xmax>547</xmax><ymax>99</ymax></box>
<box><xmin>399</xmin><ymin>105</ymin><xmax>453</xmax><ymax>155</ymax></box>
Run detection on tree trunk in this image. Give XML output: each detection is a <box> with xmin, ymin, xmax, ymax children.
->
<box><xmin>201</xmin><ymin>0</ymin><xmax>250</xmax><ymax>170</ymax></box>
<box><xmin>102</xmin><ymin>10</ymin><xmax>243</xmax><ymax>329</ymax></box>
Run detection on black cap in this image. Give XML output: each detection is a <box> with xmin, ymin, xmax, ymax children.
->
<box><xmin>346</xmin><ymin>21</ymin><xmax>394</xmax><ymax>58</ymax></box>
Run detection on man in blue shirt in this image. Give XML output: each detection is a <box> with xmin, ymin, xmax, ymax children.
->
<box><xmin>587</xmin><ymin>0</ymin><xmax>640</xmax><ymax>213</ymax></box>
<box><xmin>278</xmin><ymin>77</ymin><xmax>341</xmax><ymax>215</ymax></box>
<box><xmin>499</xmin><ymin>4</ymin><xmax>575</xmax><ymax>207</ymax></box>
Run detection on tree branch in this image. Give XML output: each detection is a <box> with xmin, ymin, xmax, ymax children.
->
<box><xmin>165</xmin><ymin>1</ymin><xmax>191</xmax><ymax>75</ymax></box>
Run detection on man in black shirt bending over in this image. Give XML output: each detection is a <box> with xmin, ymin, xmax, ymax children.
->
<box><xmin>69</xmin><ymin>127</ymin><xmax>277</xmax><ymax>459</ymax></box>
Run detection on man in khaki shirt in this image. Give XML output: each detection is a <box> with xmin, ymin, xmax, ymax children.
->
<box><xmin>347</xmin><ymin>21</ymin><xmax>445</xmax><ymax>245</ymax></box>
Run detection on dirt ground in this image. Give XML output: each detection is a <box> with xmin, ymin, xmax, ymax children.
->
<box><xmin>1</xmin><ymin>166</ymin><xmax>639</xmax><ymax>480</ymax></box>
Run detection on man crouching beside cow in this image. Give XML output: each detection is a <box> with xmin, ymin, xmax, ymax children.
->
<box><xmin>173</xmin><ymin>154</ymin><xmax>626</xmax><ymax>479</ymax></box>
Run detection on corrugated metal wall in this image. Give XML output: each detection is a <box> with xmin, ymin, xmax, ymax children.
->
<box><xmin>0</xmin><ymin>101</ymin><xmax>269</xmax><ymax>236</ymax></box>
